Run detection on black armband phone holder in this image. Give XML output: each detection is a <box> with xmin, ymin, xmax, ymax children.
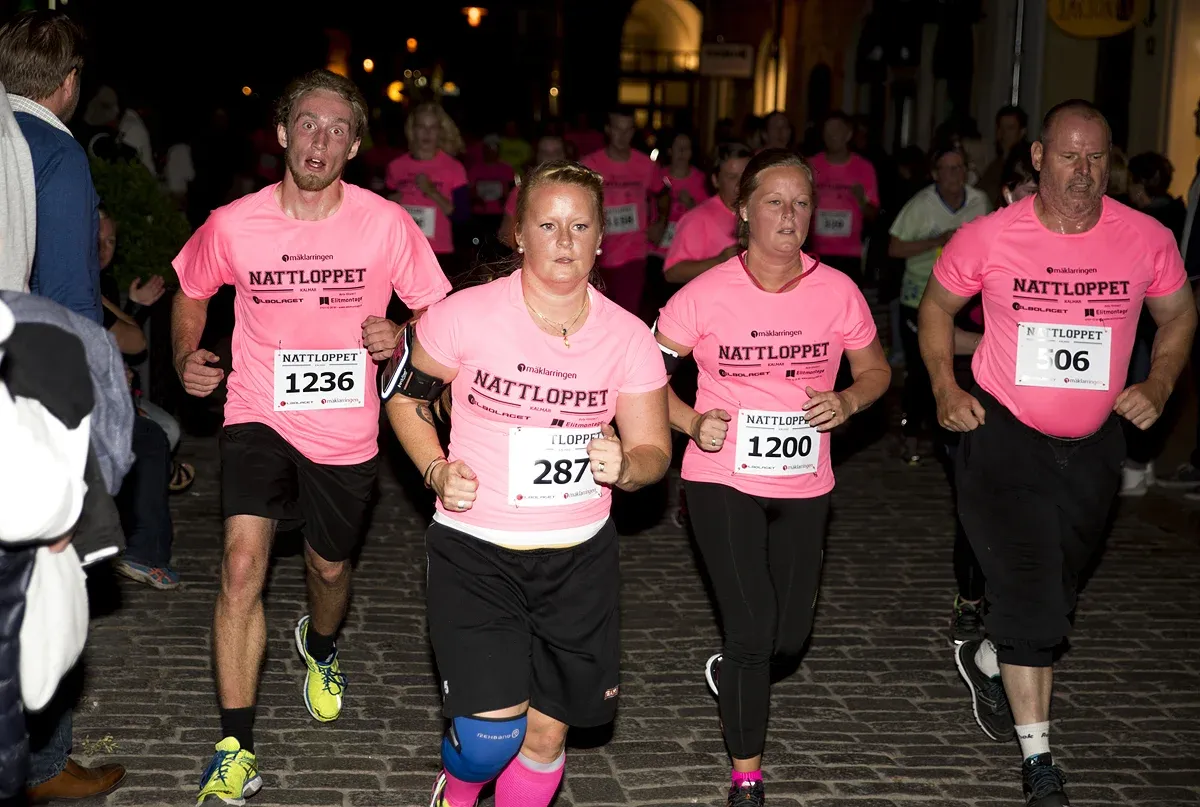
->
<box><xmin>380</xmin><ymin>324</ymin><xmax>448</xmax><ymax>403</ymax></box>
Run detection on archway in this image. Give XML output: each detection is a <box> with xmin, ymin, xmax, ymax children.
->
<box><xmin>754</xmin><ymin>30</ymin><xmax>789</xmax><ymax>116</ymax></box>
<box><xmin>619</xmin><ymin>0</ymin><xmax>702</xmax><ymax>131</ymax></box>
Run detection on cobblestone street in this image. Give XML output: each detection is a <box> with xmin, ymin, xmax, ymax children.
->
<box><xmin>68</xmin><ymin>428</ymin><xmax>1200</xmax><ymax>807</ymax></box>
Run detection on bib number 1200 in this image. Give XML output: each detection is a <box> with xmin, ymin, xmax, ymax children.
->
<box><xmin>745</xmin><ymin>434</ymin><xmax>813</xmax><ymax>460</ymax></box>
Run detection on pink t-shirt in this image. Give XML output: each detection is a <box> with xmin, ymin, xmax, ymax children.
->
<box><xmin>173</xmin><ymin>183</ymin><xmax>451</xmax><ymax>464</ymax></box>
<box><xmin>934</xmin><ymin>195</ymin><xmax>1188</xmax><ymax>438</ymax></box>
<box><xmin>653</xmin><ymin>167</ymin><xmax>711</xmax><ymax>257</ymax></box>
<box><xmin>384</xmin><ymin>151</ymin><xmax>468</xmax><ymax>255</ymax></box>
<box><xmin>656</xmin><ymin>255</ymin><xmax>876</xmax><ymax>498</ymax></box>
<box><xmin>808</xmin><ymin>153</ymin><xmax>879</xmax><ymax>258</ymax></box>
<box><xmin>417</xmin><ymin>270</ymin><xmax>667</xmax><ymax>531</ymax></box>
<box><xmin>468</xmin><ymin>160</ymin><xmax>514</xmax><ymax>216</ymax></box>
<box><xmin>664</xmin><ymin>195</ymin><xmax>738</xmax><ymax>271</ymax></box>
<box><xmin>581</xmin><ymin>149</ymin><xmax>664</xmax><ymax>268</ymax></box>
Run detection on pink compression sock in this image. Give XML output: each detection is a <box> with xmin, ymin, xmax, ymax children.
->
<box><xmin>494</xmin><ymin>752</ymin><xmax>565</xmax><ymax>807</ymax></box>
<box><xmin>442</xmin><ymin>770</ymin><xmax>488</xmax><ymax>807</ymax></box>
<box><xmin>732</xmin><ymin>769</ymin><xmax>763</xmax><ymax>787</ymax></box>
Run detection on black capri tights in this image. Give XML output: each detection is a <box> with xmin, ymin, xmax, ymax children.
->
<box><xmin>684</xmin><ymin>481</ymin><xmax>830</xmax><ymax>760</ymax></box>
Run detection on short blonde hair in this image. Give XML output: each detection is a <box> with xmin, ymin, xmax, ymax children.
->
<box><xmin>405</xmin><ymin>103</ymin><xmax>465</xmax><ymax>157</ymax></box>
<box><xmin>515</xmin><ymin>160</ymin><xmax>605</xmax><ymax>238</ymax></box>
<box><xmin>275</xmin><ymin>69</ymin><xmax>368</xmax><ymax>140</ymax></box>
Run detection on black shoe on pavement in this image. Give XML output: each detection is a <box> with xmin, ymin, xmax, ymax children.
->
<box><xmin>1022</xmin><ymin>753</ymin><xmax>1069</xmax><ymax>806</ymax></box>
<box><xmin>950</xmin><ymin>596</ymin><xmax>984</xmax><ymax>645</ymax></box>
<box><xmin>726</xmin><ymin>780</ymin><xmax>765</xmax><ymax>807</ymax></box>
<box><xmin>954</xmin><ymin>639</ymin><xmax>1015</xmax><ymax>741</ymax></box>
<box><xmin>704</xmin><ymin>653</ymin><xmax>721</xmax><ymax>698</ymax></box>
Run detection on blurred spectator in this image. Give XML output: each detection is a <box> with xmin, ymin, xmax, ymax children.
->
<box><xmin>978</xmin><ymin>105</ymin><xmax>1029</xmax><ymax>207</ymax></box>
<box><xmin>1128</xmin><ymin>151</ymin><xmax>1185</xmax><ymax>242</ymax></box>
<box><xmin>1108</xmin><ymin>146</ymin><xmax>1130</xmax><ymax>204</ymax></box>
<box><xmin>0</xmin><ymin>11</ymin><xmax>102</xmax><ymax>324</ymax></box>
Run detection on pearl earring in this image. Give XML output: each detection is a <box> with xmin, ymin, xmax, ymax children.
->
<box><xmin>517</xmin><ymin>246</ymin><xmax>524</xmax><ymax>253</ymax></box>
<box><xmin>596</xmin><ymin>248</ymin><xmax>602</xmax><ymax>255</ymax></box>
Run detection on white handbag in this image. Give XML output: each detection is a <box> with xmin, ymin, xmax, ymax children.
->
<box><xmin>20</xmin><ymin>544</ymin><xmax>88</xmax><ymax>712</ymax></box>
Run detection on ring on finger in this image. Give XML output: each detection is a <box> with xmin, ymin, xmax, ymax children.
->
<box><xmin>598</xmin><ymin>461</ymin><xmax>606</xmax><ymax>472</ymax></box>
<box><xmin>456</xmin><ymin>499</ymin><xmax>466</xmax><ymax>509</ymax></box>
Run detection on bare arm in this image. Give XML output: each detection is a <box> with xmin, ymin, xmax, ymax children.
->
<box><xmin>918</xmin><ymin>277</ymin><xmax>972</xmax><ymax>397</ymax></box>
<box><xmin>664</xmin><ymin>245</ymin><xmax>740</xmax><ymax>285</ymax></box>
<box><xmin>611</xmin><ymin>386</ymin><xmax>671</xmax><ymax>492</ymax></box>
<box><xmin>104</xmin><ymin>298</ymin><xmax>146</xmax><ymax>355</ymax></box>
<box><xmin>1143</xmin><ymin>285</ymin><xmax>1199</xmax><ymax>398</ymax></box>
<box><xmin>383</xmin><ymin>334</ymin><xmax>458</xmax><ymax>480</ymax></box>
<box><xmin>171</xmin><ymin>292</ymin><xmax>209</xmax><ymax>365</ymax></box>
<box><xmin>889</xmin><ymin>231</ymin><xmax>950</xmax><ymax>259</ymax></box>
<box><xmin>654</xmin><ymin>333</ymin><xmax>704</xmax><ymax>436</ymax></box>
<box><xmin>838</xmin><ymin>338</ymin><xmax>891</xmax><ymax>415</ymax></box>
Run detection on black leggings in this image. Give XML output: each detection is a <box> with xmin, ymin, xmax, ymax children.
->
<box><xmin>899</xmin><ymin>306</ymin><xmax>936</xmax><ymax>437</ymax></box>
<box><xmin>684</xmin><ymin>481</ymin><xmax>830</xmax><ymax>760</ymax></box>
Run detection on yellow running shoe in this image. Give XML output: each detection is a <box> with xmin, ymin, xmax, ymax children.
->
<box><xmin>197</xmin><ymin>737</ymin><xmax>261</xmax><ymax>805</ymax></box>
<box><xmin>294</xmin><ymin>615</ymin><xmax>346</xmax><ymax>721</ymax></box>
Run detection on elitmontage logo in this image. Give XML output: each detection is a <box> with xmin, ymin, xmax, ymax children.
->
<box><xmin>281</xmin><ymin>253</ymin><xmax>334</xmax><ymax>262</ymax></box>
<box><xmin>516</xmin><ymin>363</ymin><xmax>578</xmax><ymax>380</ymax></box>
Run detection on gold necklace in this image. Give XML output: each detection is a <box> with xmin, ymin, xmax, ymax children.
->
<box><xmin>525</xmin><ymin>294</ymin><xmax>588</xmax><ymax>348</ymax></box>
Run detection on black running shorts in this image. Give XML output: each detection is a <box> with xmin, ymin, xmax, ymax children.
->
<box><xmin>955</xmin><ymin>387</ymin><xmax>1123</xmax><ymax>667</ymax></box>
<box><xmin>219</xmin><ymin>422</ymin><xmax>377</xmax><ymax>562</ymax></box>
<box><xmin>426</xmin><ymin>519</ymin><xmax>621</xmax><ymax>727</ymax></box>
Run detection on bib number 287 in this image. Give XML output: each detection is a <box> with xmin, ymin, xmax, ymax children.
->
<box><xmin>534</xmin><ymin>458</ymin><xmax>590</xmax><ymax>485</ymax></box>
<box><xmin>508</xmin><ymin>426</ymin><xmax>603</xmax><ymax>506</ymax></box>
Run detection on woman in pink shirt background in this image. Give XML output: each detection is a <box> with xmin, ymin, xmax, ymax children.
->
<box><xmin>385</xmin><ymin>103</ymin><xmax>469</xmax><ymax>272</ymax></box>
<box><xmin>651</xmin><ymin>131</ymin><xmax>710</xmax><ymax>260</ymax></box>
<box><xmin>655</xmin><ymin>150</ymin><xmax>891</xmax><ymax>807</ymax></box>
<box><xmin>662</xmin><ymin>141</ymin><xmax>752</xmax><ymax>286</ymax></box>
<box><xmin>385</xmin><ymin>161</ymin><xmax>670</xmax><ymax>807</ymax></box>
<box><xmin>808</xmin><ymin>111</ymin><xmax>880</xmax><ymax>286</ymax></box>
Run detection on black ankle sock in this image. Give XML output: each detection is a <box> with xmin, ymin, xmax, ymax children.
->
<box><xmin>305</xmin><ymin>625</ymin><xmax>336</xmax><ymax>662</ymax></box>
<box><xmin>220</xmin><ymin>706</ymin><xmax>256</xmax><ymax>753</ymax></box>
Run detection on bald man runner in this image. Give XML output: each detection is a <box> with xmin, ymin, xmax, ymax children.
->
<box><xmin>919</xmin><ymin>100</ymin><xmax>1196</xmax><ymax>807</ymax></box>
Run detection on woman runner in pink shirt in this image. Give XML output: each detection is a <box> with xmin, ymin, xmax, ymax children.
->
<box><xmin>384</xmin><ymin>161</ymin><xmax>671</xmax><ymax>807</ymax></box>
<box><xmin>386</xmin><ymin>104</ymin><xmax>469</xmax><ymax>275</ymax></box>
<box><xmin>654</xmin><ymin>150</ymin><xmax>892</xmax><ymax>807</ymax></box>
<box><xmin>651</xmin><ymin>132</ymin><xmax>710</xmax><ymax>262</ymax></box>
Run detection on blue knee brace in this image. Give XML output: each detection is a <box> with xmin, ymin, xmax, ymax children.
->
<box><xmin>441</xmin><ymin>714</ymin><xmax>526</xmax><ymax>783</ymax></box>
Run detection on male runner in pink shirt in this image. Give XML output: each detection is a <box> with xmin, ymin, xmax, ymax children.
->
<box><xmin>919</xmin><ymin>100</ymin><xmax>1196</xmax><ymax>807</ymax></box>
<box><xmin>582</xmin><ymin>108</ymin><xmax>665</xmax><ymax>317</ymax></box>
<box><xmin>172</xmin><ymin>70</ymin><xmax>451</xmax><ymax>805</ymax></box>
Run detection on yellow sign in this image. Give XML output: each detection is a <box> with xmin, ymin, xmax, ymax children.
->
<box><xmin>1049</xmin><ymin>0</ymin><xmax>1148</xmax><ymax>38</ymax></box>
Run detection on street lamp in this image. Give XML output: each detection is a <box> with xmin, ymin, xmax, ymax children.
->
<box><xmin>463</xmin><ymin>7</ymin><xmax>487</xmax><ymax>27</ymax></box>
<box><xmin>406</xmin><ymin>37</ymin><xmax>418</xmax><ymax>53</ymax></box>
<box><xmin>362</xmin><ymin>58</ymin><xmax>375</xmax><ymax>73</ymax></box>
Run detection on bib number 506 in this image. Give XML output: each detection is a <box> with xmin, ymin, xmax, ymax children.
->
<box><xmin>284</xmin><ymin>371</ymin><xmax>356</xmax><ymax>394</ymax></box>
<box><xmin>746</xmin><ymin>435</ymin><xmax>813</xmax><ymax>459</ymax></box>
<box><xmin>1036</xmin><ymin>348</ymin><xmax>1090</xmax><ymax>373</ymax></box>
<box><xmin>534</xmin><ymin>458</ymin><xmax>590</xmax><ymax>485</ymax></box>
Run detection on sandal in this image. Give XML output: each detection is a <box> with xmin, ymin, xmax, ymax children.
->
<box><xmin>169</xmin><ymin>461</ymin><xmax>195</xmax><ymax>493</ymax></box>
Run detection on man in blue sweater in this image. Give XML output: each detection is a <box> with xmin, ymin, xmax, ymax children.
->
<box><xmin>1</xmin><ymin>10</ymin><xmax>101</xmax><ymax>324</ymax></box>
<box><xmin>0</xmin><ymin>11</ymin><xmax>126</xmax><ymax>803</ymax></box>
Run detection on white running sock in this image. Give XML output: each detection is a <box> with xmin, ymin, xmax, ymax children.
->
<box><xmin>1017</xmin><ymin>721</ymin><xmax>1051</xmax><ymax>760</ymax></box>
<box><xmin>974</xmin><ymin>639</ymin><xmax>1000</xmax><ymax>678</ymax></box>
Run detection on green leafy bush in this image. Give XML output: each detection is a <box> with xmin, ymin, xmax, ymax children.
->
<box><xmin>89</xmin><ymin>157</ymin><xmax>192</xmax><ymax>289</ymax></box>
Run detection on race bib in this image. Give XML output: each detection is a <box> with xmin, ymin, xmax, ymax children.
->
<box><xmin>508</xmin><ymin>426</ymin><xmax>603</xmax><ymax>507</ymax></box>
<box><xmin>1014</xmin><ymin>322</ymin><xmax>1111</xmax><ymax>390</ymax></box>
<box><xmin>815</xmin><ymin>209</ymin><xmax>853</xmax><ymax>237</ymax></box>
<box><xmin>734</xmin><ymin>409</ymin><xmax>822</xmax><ymax>476</ymax></box>
<box><xmin>403</xmin><ymin>205</ymin><xmax>437</xmax><ymax>239</ymax></box>
<box><xmin>605</xmin><ymin>204</ymin><xmax>640</xmax><ymax>234</ymax></box>
<box><xmin>476</xmin><ymin>180</ymin><xmax>505</xmax><ymax>202</ymax></box>
<box><xmin>273</xmin><ymin>349</ymin><xmax>367</xmax><ymax>411</ymax></box>
<box><xmin>659</xmin><ymin>221</ymin><xmax>678</xmax><ymax>248</ymax></box>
